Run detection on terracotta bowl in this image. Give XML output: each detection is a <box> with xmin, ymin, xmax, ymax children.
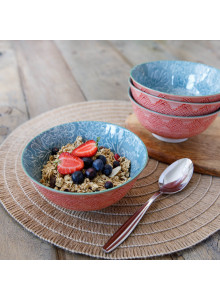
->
<box><xmin>130</xmin><ymin>60</ymin><xmax>220</xmax><ymax>103</ymax></box>
<box><xmin>129</xmin><ymin>88</ymin><xmax>219</xmax><ymax>143</ymax></box>
<box><xmin>129</xmin><ymin>78</ymin><xmax>220</xmax><ymax>116</ymax></box>
<box><xmin>21</xmin><ymin>121</ymin><xmax>148</xmax><ymax>211</ymax></box>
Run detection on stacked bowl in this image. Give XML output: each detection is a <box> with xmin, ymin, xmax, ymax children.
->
<box><xmin>129</xmin><ymin>60</ymin><xmax>220</xmax><ymax>142</ymax></box>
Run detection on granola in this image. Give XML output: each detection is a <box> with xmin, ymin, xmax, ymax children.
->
<box><xmin>40</xmin><ymin>136</ymin><xmax>131</xmax><ymax>193</ymax></box>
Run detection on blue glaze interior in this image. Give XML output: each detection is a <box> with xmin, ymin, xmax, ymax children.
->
<box><xmin>131</xmin><ymin>60</ymin><xmax>220</xmax><ymax>97</ymax></box>
<box><xmin>22</xmin><ymin>121</ymin><xmax>148</xmax><ymax>186</ymax></box>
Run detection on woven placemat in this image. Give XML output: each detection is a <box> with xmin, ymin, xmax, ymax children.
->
<box><xmin>0</xmin><ymin>100</ymin><xmax>220</xmax><ymax>259</ymax></box>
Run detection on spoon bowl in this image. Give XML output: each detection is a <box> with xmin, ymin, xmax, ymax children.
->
<box><xmin>103</xmin><ymin>158</ymin><xmax>194</xmax><ymax>253</ymax></box>
<box><xmin>159</xmin><ymin>158</ymin><xmax>194</xmax><ymax>194</ymax></box>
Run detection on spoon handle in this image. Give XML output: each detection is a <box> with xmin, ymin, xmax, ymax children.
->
<box><xmin>103</xmin><ymin>191</ymin><xmax>162</xmax><ymax>253</ymax></box>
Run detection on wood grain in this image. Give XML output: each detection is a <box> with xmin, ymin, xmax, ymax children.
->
<box><xmin>110</xmin><ymin>40</ymin><xmax>176</xmax><ymax>66</ymax></box>
<box><xmin>0</xmin><ymin>42</ymin><xmax>57</xmax><ymax>259</ymax></box>
<box><xmin>126</xmin><ymin>113</ymin><xmax>220</xmax><ymax>177</ymax></box>
<box><xmin>12</xmin><ymin>41</ymin><xmax>86</xmax><ymax>117</ymax></box>
<box><xmin>0</xmin><ymin>45</ymin><xmax>27</xmax><ymax>144</ymax></box>
<box><xmin>111</xmin><ymin>40</ymin><xmax>220</xmax><ymax>68</ymax></box>
<box><xmin>55</xmin><ymin>40</ymin><xmax>131</xmax><ymax>100</ymax></box>
<box><xmin>157</xmin><ymin>41</ymin><xmax>220</xmax><ymax>68</ymax></box>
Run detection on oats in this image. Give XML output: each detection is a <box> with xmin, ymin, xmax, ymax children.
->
<box><xmin>40</xmin><ymin>136</ymin><xmax>131</xmax><ymax>193</ymax></box>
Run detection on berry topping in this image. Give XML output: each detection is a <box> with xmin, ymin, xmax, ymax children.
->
<box><xmin>57</xmin><ymin>152</ymin><xmax>84</xmax><ymax>175</ymax></box>
<box><xmin>85</xmin><ymin>167</ymin><xmax>97</xmax><ymax>180</ymax></box>
<box><xmin>71</xmin><ymin>171</ymin><xmax>84</xmax><ymax>184</ymax></box>
<box><xmin>92</xmin><ymin>159</ymin><xmax>104</xmax><ymax>171</ymax></box>
<box><xmin>97</xmin><ymin>155</ymin><xmax>107</xmax><ymax>165</ymax></box>
<box><xmin>113</xmin><ymin>161</ymin><xmax>120</xmax><ymax>168</ymax></box>
<box><xmin>71</xmin><ymin>138</ymin><xmax>100</xmax><ymax>157</ymax></box>
<box><xmin>104</xmin><ymin>181</ymin><xmax>113</xmax><ymax>189</ymax></box>
<box><xmin>114</xmin><ymin>153</ymin><xmax>120</xmax><ymax>161</ymax></box>
<box><xmin>51</xmin><ymin>147</ymin><xmax>59</xmax><ymax>155</ymax></box>
<box><xmin>103</xmin><ymin>164</ymin><xmax>112</xmax><ymax>176</ymax></box>
<box><xmin>82</xmin><ymin>157</ymin><xmax>93</xmax><ymax>169</ymax></box>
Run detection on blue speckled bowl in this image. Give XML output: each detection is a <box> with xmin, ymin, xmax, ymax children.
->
<box><xmin>21</xmin><ymin>121</ymin><xmax>148</xmax><ymax>211</ymax></box>
<box><xmin>131</xmin><ymin>60</ymin><xmax>220</xmax><ymax>103</ymax></box>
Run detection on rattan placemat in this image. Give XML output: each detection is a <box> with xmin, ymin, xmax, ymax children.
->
<box><xmin>0</xmin><ymin>100</ymin><xmax>220</xmax><ymax>259</ymax></box>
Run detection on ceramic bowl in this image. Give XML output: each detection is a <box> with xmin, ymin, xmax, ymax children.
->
<box><xmin>21</xmin><ymin>121</ymin><xmax>148</xmax><ymax>211</ymax></box>
<box><xmin>130</xmin><ymin>60</ymin><xmax>220</xmax><ymax>103</ymax></box>
<box><xmin>129</xmin><ymin>89</ymin><xmax>219</xmax><ymax>143</ymax></box>
<box><xmin>129</xmin><ymin>78</ymin><xmax>220</xmax><ymax>116</ymax></box>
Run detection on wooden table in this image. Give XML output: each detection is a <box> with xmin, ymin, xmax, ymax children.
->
<box><xmin>0</xmin><ymin>40</ymin><xmax>219</xmax><ymax>260</ymax></box>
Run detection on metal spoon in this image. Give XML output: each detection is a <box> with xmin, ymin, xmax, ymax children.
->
<box><xmin>103</xmin><ymin>158</ymin><xmax>194</xmax><ymax>253</ymax></box>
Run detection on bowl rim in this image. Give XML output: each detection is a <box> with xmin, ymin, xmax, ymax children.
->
<box><xmin>130</xmin><ymin>60</ymin><xmax>220</xmax><ymax>99</ymax></box>
<box><xmin>21</xmin><ymin>120</ymin><xmax>148</xmax><ymax>196</ymax></box>
<box><xmin>129</xmin><ymin>77</ymin><xmax>220</xmax><ymax>106</ymax></box>
<box><xmin>128</xmin><ymin>88</ymin><xmax>220</xmax><ymax>119</ymax></box>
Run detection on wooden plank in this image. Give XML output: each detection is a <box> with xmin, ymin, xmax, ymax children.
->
<box><xmin>110</xmin><ymin>40</ymin><xmax>220</xmax><ymax>68</ymax></box>
<box><xmin>0</xmin><ymin>42</ymin><xmax>28</xmax><ymax>144</ymax></box>
<box><xmin>0</xmin><ymin>43</ymin><xmax>57</xmax><ymax>259</ymax></box>
<box><xmin>110</xmin><ymin>40</ymin><xmax>177</xmax><ymax>66</ymax></box>
<box><xmin>12</xmin><ymin>41</ymin><xmax>86</xmax><ymax>117</ymax></box>
<box><xmin>157</xmin><ymin>40</ymin><xmax>220</xmax><ymax>68</ymax></box>
<box><xmin>55</xmin><ymin>40</ymin><xmax>131</xmax><ymax>100</ymax></box>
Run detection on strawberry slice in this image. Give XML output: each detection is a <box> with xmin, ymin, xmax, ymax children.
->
<box><xmin>57</xmin><ymin>152</ymin><xmax>84</xmax><ymax>175</ymax></box>
<box><xmin>71</xmin><ymin>140</ymin><xmax>98</xmax><ymax>157</ymax></box>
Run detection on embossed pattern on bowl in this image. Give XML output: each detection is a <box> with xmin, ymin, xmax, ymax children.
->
<box><xmin>131</xmin><ymin>60</ymin><xmax>220</xmax><ymax>102</ymax></box>
<box><xmin>129</xmin><ymin>88</ymin><xmax>219</xmax><ymax>140</ymax></box>
<box><xmin>129</xmin><ymin>78</ymin><xmax>220</xmax><ymax>116</ymax></box>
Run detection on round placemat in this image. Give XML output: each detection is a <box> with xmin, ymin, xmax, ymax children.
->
<box><xmin>0</xmin><ymin>100</ymin><xmax>220</xmax><ymax>259</ymax></box>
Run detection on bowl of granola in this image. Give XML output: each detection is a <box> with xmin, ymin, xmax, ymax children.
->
<box><xmin>21</xmin><ymin>121</ymin><xmax>148</xmax><ymax>211</ymax></box>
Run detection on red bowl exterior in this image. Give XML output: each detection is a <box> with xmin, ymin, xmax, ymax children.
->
<box><xmin>130</xmin><ymin>84</ymin><xmax>220</xmax><ymax>116</ymax></box>
<box><xmin>132</xmin><ymin>78</ymin><xmax>220</xmax><ymax>103</ymax></box>
<box><xmin>130</xmin><ymin>96</ymin><xmax>218</xmax><ymax>139</ymax></box>
<box><xmin>34</xmin><ymin>177</ymin><xmax>138</xmax><ymax>211</ymax></box>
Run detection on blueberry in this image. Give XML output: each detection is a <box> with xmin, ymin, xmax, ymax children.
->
<box><xmin>97</xmin><ymin>155</ymin><xmax>106</xmax><ymax>165</ymax></box>
<box><xmin>104</xmin><ymin>181</ymin><xmax>113</xmax><ymax>189</ymax></box>
<box><xmin>92</xmin><ymin>159</ymin><xmax>104</xmax><ymax>171</ymax></box>
<box><xmin>85</xmin><ymin>167</ymin><xmax>97</xmax><ymax>180</ymax></box>
<box><xmin>82</xmin><ymin>157</ymin><xmax>93</xmax><ymax>169</ymax></box>
<box><xmin>113</xmin><ymin>161</ymin><xmax>120</xmax><ymax>168</ymax></box>
<box><xmin>51</xmin><ymin>147</ymin><xmax>59</xmax><ymax>155</ymax></box>
<box><xmin>71</xmin><ymin>171</ymin><xmax>84</xmax><ymax>184</ymax></box>
<box><xmin>103</xmin><ymin>164</ymin><xmax>112</xmax><ymax>176</ymax></box>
